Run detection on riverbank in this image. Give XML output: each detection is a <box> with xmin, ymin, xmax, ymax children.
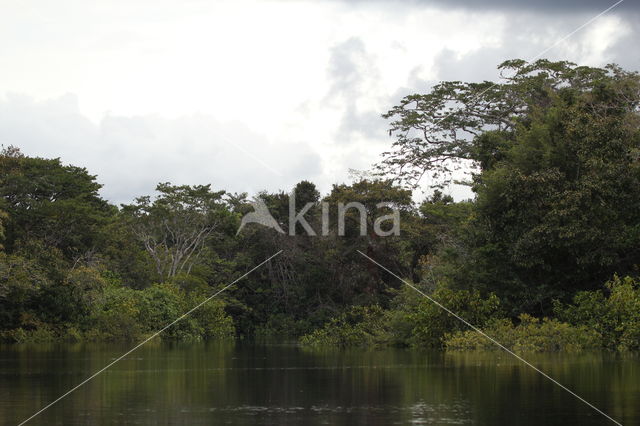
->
<box><xmin>5</xmin><ymin>274</ymin><xmax>639</xmax><ymax>355</ymax></box>
<box><xmin>300</xmin><ymin>275</ymin><xmax>640</xmax><ymax>353</ymax></box>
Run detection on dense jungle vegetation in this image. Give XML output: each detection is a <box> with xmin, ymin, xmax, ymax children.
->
<box><xmin>1</xmin><ymin>59</ymin><xmax>640</xmax><ymax>351</ymax></box>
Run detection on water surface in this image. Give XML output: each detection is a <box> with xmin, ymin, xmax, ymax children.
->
<box><xmin>1</xmin><ymin>342</ymin><xmax>638</xmax><ymax>425</ymax></box>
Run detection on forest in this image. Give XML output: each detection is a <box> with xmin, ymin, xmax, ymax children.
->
<box><xmin>2</xmin><ymin>59</ymin><xmax>640</xmax><ymax>352</ymax></box>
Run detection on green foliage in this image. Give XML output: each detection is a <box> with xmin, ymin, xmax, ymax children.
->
<box><xmin>419</xmin><ymin>190</ymin><xmax>473</xmax><ymax>229</ymax></box>
<box><xmin>191</xmin><ymin>298</ymin><xmax>236</xmax><ymax>339</ymax></box>
<box><xmin>0</xmin><ymin>146</ymin><xmax>113</xmax><ymax>259</ymax></box>
<box><xmin>555</xmin><ymin>275</ymin><xmax>640</xmax><ymax>351</ymax></box>
<box><xmin>0</xmin><ymin>265</ymin><xmax>236</xmax><ymax>343</ymax></box>
<box><xmin>231</xmin><ymin>178</ymin><xmax>421</xmax><ymax>339</ymax></box>
<box><xmin>468</xmin><ymin>87</ymin><xmax>640</xmax><ymax>310</ymax></box>
<box><xmin>100</xmin><ymin>219</ymin><xmax>156</xmax><ymax>289</ymax></box>
<box><xmin>2</xmin><ymin>58</ymin><xmax>640</xmax><ymax>350</ymax></box>
<box><xmin>66</xmin><ymin>267</ymin><xmax>108</xmax><ymax>315</ymax></box>
<box><xmin>137</xmin><ymin>283</ymin><xmax>185</xmax><ymax>335</ymax></box>
<box><xmin>298</xmin><ymin>288</ymin><xmax>504</xmax><ymax>350</ymax></box>
<box><xmin>0</xmin><ymin>208</ymin><xmax>7</xmax><ymax>250</ymax></box>
<box><xmin>380</xmin><ymin>60</ymin><xmax>640</xmax><ymax>186</ymax></box>
<box><xmin>1</xmin><ymin>324</ymin><xmax>57</xmax><ymax>343</ymax></box>
<box><xmin>407</xmin><ymin>287</ymin><xmax>502</xmax><ymax>348</ymax></box>
<box><xmin>381</xmin><ymin>60</ymin><xmax>640</xmax><ymax>314</ymax></box>
<box><xmin>88</xmin><ymin>284</ymin><xmax>143</xmax><ymax>341</ymax></box>
<box><xmin>0</xmin><ymin>253</ymin><xmax>49</xmax><ymax>328</ymax></box>
<box><xmin>253</xmin><ymin>314</ymin><xmax>312</xmax><ymax>339</ymax></box>
<box><xmin>445</xmin><ymin>314</ymin><xmax>601</xmax><ymax>353</ymax></box>
<box><xmin>121</xmin><ymin>183</ymin><xmax>234</xmax><ymax>282</ymax></box>
<box><xmin>300</xmin><ymin>306</ymin><xmax>389</xmax><ymax>347</ymax></box>
<box><xmin>380</xmin><ymin>286</ymin><xmax>424</xmax><ymax>346</ymax></box>
<box><xmin>87</xmin><ymin>282</ymin><xmax>236</xmax><ymax>341</ymax></box>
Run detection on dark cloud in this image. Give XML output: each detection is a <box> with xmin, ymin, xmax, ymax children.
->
<box><xmin>337</xmin><ymin>0</ymin><xmax>639</xmax><ymax>13</ymax></box>
<box><xmin>327</xmin><ymin>37</ymin><xmax>370</xmax><ymax>97</ymax></box>
<box><xmin>325</xmin><ymin>38</ymin><xmax>388</xmax><ymax>142</ymax></box>
<box><xmin>430</xmin><ymin>10</ymin><xmax>640</xmax><ymax>84</ymax></box>
<box><xmin>431</xmin><ymin>0</ymin><xmax>636</xmax><ymax>12</ymax></box>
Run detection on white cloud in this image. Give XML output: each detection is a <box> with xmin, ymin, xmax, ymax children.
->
<box><xmin>0</xmin><ymin>93</ymin><xmax>322</xmax><ymax>204</ymax></box>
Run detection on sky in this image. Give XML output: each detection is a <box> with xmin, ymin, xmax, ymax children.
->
<box><xmin>0</xmin><ymin>0</ymin><xmax>638</xmax><ymax>204</ymax></box>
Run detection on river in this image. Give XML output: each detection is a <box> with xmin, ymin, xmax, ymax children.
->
<box><xmin>1</xmin><ymin>342</ymin><xmax>638</xmax><ymax>425</ymax></box>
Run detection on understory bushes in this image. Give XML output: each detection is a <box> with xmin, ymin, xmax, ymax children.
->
<box><xmin>300</xmin><ymin>286</ymin><xmax>505</xmax><ymax>349</ymax></box>
<box><xmin>408</xmin><ymin>287</ymin><xmax>502</xmax><ymax>348</ymax></box>
<box><xmin>0</xmin><ymin>265</ymin><xmax>235</xmax><ymax>343</ymax></box>
<box><xmin>554</xmin><ymin>275</ymin><xmax>640</xmax><ymax>351</ymax></box>
<box><xmin>299</xmin><ymin>306</ymin><xmax>388</xmax><ymax>347</ymax></box>
<box><xmin>300</xmin><ymin>276</ymin><xmax>640</xmax><ymax>352</ymax></box>
<box><xmin>444</xmin><ymin>315</ymin><xmax>601</xmax><ymax>352</ymax></box>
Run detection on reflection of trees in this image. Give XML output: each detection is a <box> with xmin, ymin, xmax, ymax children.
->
<box><xmin>6</xmin><ymin>345</ymin><xmax>639</xmax><ymax>425</ymax></box>
<box><xmin>444</xmin><ymin>351</ymin><xmax>637</xmax><ymax>425</ymax></box>
<box><xmin>8</xmin><ymin>342</ymin><xmax>236</xmax><ymax>424</ymax></box>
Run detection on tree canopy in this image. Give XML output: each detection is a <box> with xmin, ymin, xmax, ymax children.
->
<box><xmin>379</xmin><ymin>59</ymin><xmax>640</xmax><ymax>188</ymax></box>
<box><xmin>1</xmin><ymin>59</ymin><xmax>640</xmax><ymax>350</ymax></box>
<box><xmin>380</xmin><ymin>59</ymin><xmax>640</xmax><ymax>312</ymax></box>
<box><xmin>0</xmin><ymin>146</ymin><xmax>114</xmax><ymax>261</ymax></box>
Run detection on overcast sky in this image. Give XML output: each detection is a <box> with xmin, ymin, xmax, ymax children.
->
<box><xmin>1</xmin><ymin>0</ymin><xmax>638</xmax><ymax>204</ymax></box>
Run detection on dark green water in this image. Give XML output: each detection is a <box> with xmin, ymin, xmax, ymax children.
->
<box><xmin>1</xmin><ymin>342</ymin><xmax>638</xmax><ymax>425</ymax></box>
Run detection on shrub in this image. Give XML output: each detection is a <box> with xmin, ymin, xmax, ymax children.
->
<box><xmin>65</xmin><ymin>267</ymin><xmax>108</xmax><ymax>312</ymax></box>
<box><xmin>408</xmin><ymin>287</ymin><xmax>502</xmax><ymax>348</ymax></box>
<box><xmin>88</xmin><ymin>282</ymin><xmax>236</xmax><ymax>341</ymax></box>
<box><xmin>189</xmin><ymin>296</ymin><xmax>236</xmax><ymax>339</ymax></box>
<box><xmin>299</xmin><ymin>305</ymin><xmax>388</xmax><ymax>347</ymax></box>
<box><xmin>136</xmin><ymin>283</ymin><xmax>185</xmax><ymax>337</ymax></box>
<box><xmin>445</xmin><ymin>314</ymin><xmax>601</xmax><ymax>352</ymax></box>
<box><xmin>300</xmin><ymin>287</ymin><xmax>503</xmax><ymax>349</ymax></box>
<box><xmin>0</xmin><ymin>253</ymin><xmax>48</xmax><ymax>329</ymax></box>
<box><xmin>0</xmin><ymin>324</ymin><xmax>57</xmax><ymax>343</ymax></box>
<box><xmin>554</xmin><ymin>275</ymin><xmax>640</xmax><ymax>351</ymax></box>
<box><xmin>253</xmin><ymin>313</ymin><xmax>311</xmax><ymax>339</ymax></box>
<box><xmin>0</xmin><ymin>312</ymin><xmax>57</xmax><ymax>343</ymax></box>
<box><xmin>88</xmin><ymin>284</ymin><xmax>143</xmax><ymax>341</ymax></box>
<box><xmin>383</xmin><ymin>286</ymin><xmax>424</xmax><ymax>346</ymax></box>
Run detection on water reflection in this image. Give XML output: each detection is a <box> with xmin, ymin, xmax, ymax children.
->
<box><xmin>1</xmin><ymin>343</ymin><xmax>637</xmax><ymax>425</ymax></box>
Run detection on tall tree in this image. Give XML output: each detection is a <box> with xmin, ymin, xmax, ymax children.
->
<box><xmin>0</xmin><ymin>146</ymin><xmax>113</xmax><ymax>261</ymax></box>
<box><xmin>380</xmin><ymin>60</ymin><xmax>640</xmax><ymax>313</ymax></box>
<box><xmin>122</xmin><ymin>183</ymin><xmax>232</xmax><ymax>281</ymax></box>
<box><xmin>379</xmin><ymin>60</ymin><xmax>639</xmax><ymax>188</ymax></box>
